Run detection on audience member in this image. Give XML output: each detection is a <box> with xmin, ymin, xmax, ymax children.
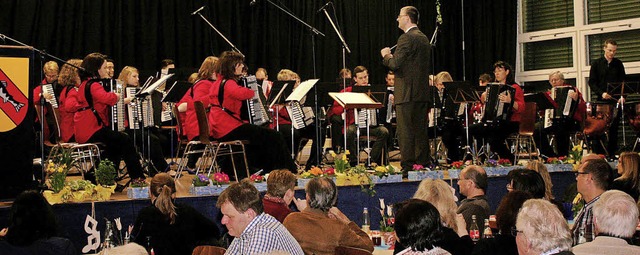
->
<box><xmin>611</xmin><ymin>152</ymin><xmax>640</xmax><ymax>201</ymax></box>
<box><xmin>507</xmin><ymin>169</ymin><xmax>546</xmax><ymax>199</ymax></box>
<box><xmin>397</xmin><ymin>179</ymin><xmax>472</xmax><ymax>255</ymax></box>
<box><xmin>394</xmin><ymin>199</ymin><xmax>452</xmax><ymax>255</ymax></box>
<box><xmin>572</xmin><ymin>159</ymin><xmax>613</xmax><ymax>245</ymax></box>
<box><xmin>515</xmin><ymin>199</ymin><xmax>573</xmax><ymax>255</ymax></box>
<box><xmin>526</xmin><ymin>160</ymin><xmax>555</xmax><ymax>200</ymax></box>
<box><xmin>572</xmin><ymin>190</ymin><xmax>640</xmax><ymax>255</ymax></box>
<box><xmin>132</xmin><ymin>173</ymin><xmax>220</xmax><ymax>255</ymax></box>
<box><xmin>217</xmin><ymin>179</ymin><xmax>303</xmax><ymax>254</ymax></box>
<box><xmin>473</xmin><ymin>191</ymin><xmax>533</xmax><ymax>255</ymax></box>
<box><xmin>457</xmin><ymin>165</ymin><xmax>491</xmax><ymax>230</ymax></box>
<box><xmin>283</xmin><ymin>177</ymin><xmax>373</xmax><ymax>255</ymax></box>
<box><xmin>0</xmin><ymin>190</ymin><xmax>77</xmax><ymax>255</ymax></box>
<box><xmin>263</xmin><ymin>170</ymin><xmax>306</xmax><ymax>222</ymax></box>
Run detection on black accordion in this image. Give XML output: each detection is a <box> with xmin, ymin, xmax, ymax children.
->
<box><xmin>552</xmin><ymin>86</ymin><xmax>578</xmax><ymax>120</ymax></box>
<box><xmin>239</xmin><ymin>75</ymin><xmax>272</xmax><ymax>126</ymax></box>
<box><xmin>481</xmin><ymin>83</ymin><xmax>516</xmax><ymax>126</ymax></box>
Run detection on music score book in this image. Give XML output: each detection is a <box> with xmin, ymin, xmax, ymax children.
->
<box><xmin>328</xmin><ymin>92</ymin><xmax>382</xmax><ymax>109</ymax></box>
<box><xmin>285</xmin><ymin>79</ymin><xmax>319</xmax><ymax>102</ymax></box>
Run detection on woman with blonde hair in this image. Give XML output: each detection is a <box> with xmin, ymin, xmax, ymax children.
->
<box><xmin>394</xmin><ymin>179</ymin><xmax>472</xmax><ymax>255</ymax></box>
<box><xmin>433</xmin><ymin>71</ymin><xmax>463</xmax><ymax>162</ymax></box>
<box><xmin>525</xmin><ymin>160</ymin><xmax>554</xmax><ymax>200</ymax></box>
<box><xmin>612</xmin><ymin>152</ymin><xmax>640</xmax><ymax>201</ymax></box>
<box><xmin>132</xmin><ymin>173</ymin><xmax>220</xmax><ymax>255</ymax></box>
<box><xmin>58</xmin><ymin>59</ymin><xmax>82</xmax><ymax>143</ymax></box>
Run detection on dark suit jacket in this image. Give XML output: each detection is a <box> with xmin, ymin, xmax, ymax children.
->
<box><xmin>383</xmin><ymin>27</ymin><xmax>431</xmax><ymax>105</ymax></box>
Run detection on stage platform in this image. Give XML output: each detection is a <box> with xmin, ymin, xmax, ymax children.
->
<box><xmin>0</xmin><ymin>168</ymin><xmax>576</xmax><ymax>254</ymax></box>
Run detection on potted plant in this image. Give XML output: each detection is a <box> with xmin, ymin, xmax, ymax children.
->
<box><xmin>408</xmin><ymin>164</ymin><xmax>431</xmax><ymax>181</ymax></box>
<box><xmin>127</xmin><ymin>178</ymin><xmax>150</xmax><ymax>199</ymax></box>
<box><xmin>190</xmin><ymin>174</ymin><xmax>214</xmax><ymax>196</ymax></box>
<box><xmin>42</xmin><ymin>159</ymin><xmax>72</xmax><ymax>204</ymax></box>
<box><xmin>379</xmin><ymin>198</ymin><xmax>396</xmax><ymax>248</ymax></box>
<box><xmin>250</xmin><ymin>172</ymin><xmax>267</xmax><ymax>192</ymax></box>
<box><xmin>210</xmin><ymin>172</ymin><xmax>230</xmax><ymax>195</ymax></box>
<box><xmin>94</xmin><ymin>159</ymin><xmax>117</xmax><ymax>201</ymax></box>
<box><xmin>66</xmin><ymin>180</ymin><xmax>95</xmax><ymax>202</ymax></box>
<box><xmin>299</xmin><ymin>166</ymin><xmax>325</xmax><ymax>188</ymax></box>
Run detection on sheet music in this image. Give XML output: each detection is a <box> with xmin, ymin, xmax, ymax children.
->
<box><xmin>329</xmin><ymin>92</ymin><xmax>381</xmax><ymax>108</ymax></box>
<box><xmin>285</xmin><ymin>79</ymin><xmax>319</xmax><ymax>101</ymax></box>
<box><xmin>141</xmin><ymin>74</ymin><xmax>174</xmax><ymax>95</ymax></box>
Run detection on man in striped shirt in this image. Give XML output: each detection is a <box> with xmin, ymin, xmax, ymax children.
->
<box><xmin>572</xmin><ymin>159</ymin><xmax>613</xmax><ymax>245</ymax></box>
<box><xmin>217</xmin><ymin>179</ymin><xmax>303</xmax><ymax>255</ymax></box>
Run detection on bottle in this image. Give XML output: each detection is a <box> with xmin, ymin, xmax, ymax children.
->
<box><xmin>469</xmin><ymin>215</ymin><xmax>480</xmax><ymax>242</ymax></box>
<box><xmin>482</xmin><ymin>219</ymin><xmax>494</xmax><ymax>238</ymax></box>
<box><xmin>362</xmin><ymin>207</ymin><xmax>371</xmax><ymax>234</ymax></box>
<box><xmin>103</xmin><ymin>221</ymin><xmax>115</xmax><ymax>250</ymax></box>
<box><xmin>146</xmin><ymin>236</ymin><xmax>155</xmax><ymax>255</ymax></box>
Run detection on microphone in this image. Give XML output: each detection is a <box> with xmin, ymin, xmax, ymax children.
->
<box><xmin>250</xmin><ymin>0</ymin><xmax>257</xmax><ymax>6</ymax></box>
<box><xmin>191</xmin><ymin>6</ymin><xmax>205</xmax><ymax>16</ymax></box>
<box><xmin>317</xmin><ymin>2</ymin><xmax>332</xmax><ymax>13</ymax></box>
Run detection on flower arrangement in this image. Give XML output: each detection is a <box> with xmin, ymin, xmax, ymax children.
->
<box><xmin>193</xmin><ymin>174</ymin><xmax>211</xmax><ymax>187</ymax></box>
<box><xmin>412</xmin><ymin>164</ymin><xmax>425</xmax><ymax>171</ymax></box>
<box><xmin>349</xmin><ymin>165</ymin><xmax>376</xmax><ymax>196</ymax></box>
<box><xmin>323</xmin><ymin>167</ymin><xmax>336</xmax><ymax>177</ymax></box>
<box><xmin>300</xmin><ymin>166</ymin><xmax>325</xmax><ymax>179</ymax></box>
<box><xmin>546</xmin><ymin>156</ymin><xmax>568</xmax><ymax>164</ymax></box>
<box><xmin>572</xmin><ymin>193</ymin><xmax>584</xmax><ymax>219</ymax></box>
<box><xmin>379</xmin><ymin>198</ymin><xmax>395</xmax><ymax>232</ymax></box>
<box><xmin>498</xmin><ymin>158</ymin><xmax>511</xmax><ymax>166</ymax></box>
<box><xmin>374</xmin><ymin>165</ymin><xmax>398</xmax><ymax>178</ymax></box>
<box><xmin>96</xmin><ymin>159</ymin><xmax>117</xmax><ymax>186</ymax></box>
<box><xmin>450</xmin><ymin>161</ymin><xmax>465</xmax><ymax>169</ymax></box>
<box><xmin>330</xmin><ymin>150</ymin><xmax>351</xmax><ymax>173</ymax></box>
<box><xmin>130</xmin><ymin>178</ymin><xmax>149</xmax><ymax>188</ymax></box>
<box><xmin>250</xmin><ymin>173</ymin><xmax>264</xmax><ymax>183</ymax></box>
<box><xmin>569</xmin><ymin>145</ymin><xmax>583</xmax><ymax>163</ymax></box>
<box><xmin>212</xmin><ymin>172</ymin><xmax>230</xmax><ymax>186</ymax></box>
<box><xmin>46</xmin><ymin>160</ymin><xmax>69</xmax><ymax>193</ymax></box>
<box><xmin>66</xmin><ymin>180</ymin><xmax>96</xmax><ymax>192</ymax></box>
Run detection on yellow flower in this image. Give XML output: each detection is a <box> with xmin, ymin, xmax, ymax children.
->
<box><xmin>342</xmin><ymin>154</ymin><xmax>347</xmax><ymax>161</ymax></box>
<box><xmin>567</xmin><ymin>159</ymin><xmax>575</xmax><ymax>164</ymax></box>
<box><xmin>572</xmin><ymin>193</ymin><xmax>582</xmax><ymax>204</ymax></box>
<box><xmin>330</xmin><ymin>151</ymin><xmax>337</xmax><ymax>158</ymax></box>
<box><xmin>572</xmin><ymin>145</ymin><xmax>582</xmax><ymax>152</ymax></box>
<box><xmin>375</xmin><ymin>166</ymin><xmax>386</xmax><ymax>173</ymax></box>
<box><xmin>345</xmin><ymin>150</ymin><xmax>350</xmax><ymax>155</ymax></box>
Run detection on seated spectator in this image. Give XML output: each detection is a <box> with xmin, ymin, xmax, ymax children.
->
<box><xmin>572</xmin><ymin>190</ymin><xmax>640</xmax><ymax>255</ymax></box>
<box><xmin>526</xmin><ymin>160</ymin><xmax>555</xmax><ymax>200</ymax></box>
<box><xmin>394</xmin><ymin>199</ymin><xmax>452</xmax><ymax>255</ymax></box>
<box><xmin>508</xmin><ymin>168</ymin><xmax>563</xmax><ymax>211</ymax></box>
<box><xmin>473</xmin><ymin>190</ymin><xmax>533</xmax><ymax>255</ymax></box>
<box><xmin>515</xmin><ymin>199</ymin><xmax>573</xmax><ymax>255</ymax></box>
<box><xmin>0</xmin><ymin>190</ymin><xmax>77</xmax><ymax>255</ymax></box>
<box><xmin>572</xmin><ymin>159</ymin><xmax>613</xmax><ymax>245</ymax></box>
<box><xmin>132</xmin><ymin>173</ymin><xmax>220</xmax><ymax>255</ymax></box>
<box><xmin>283</xmin><ymin>177</ymin><xmax>373</xmax><ymax>255</ymax></box>
<box><xmin>457</xmin><ymin>165</ymin><xmax>491</xmax><ymax>230</ymax></box>
<box><xmin>217</xmin><ymin>179</ymin><xmax>303</xmax><ymax>254</ymax></box>
<box><xmin>394</xmin><ymin>179</ymin><xmax>471</xmax><ymax>255</ymax></box>
<box><xmin>263</xmin><ymin>170</ymin><xmax>307</xmax><ymax>222</ymax></box>
<box><xmin>611</xmin><ymin>152</ymin><xmax>640</xmax><ymax>201</ymax></box>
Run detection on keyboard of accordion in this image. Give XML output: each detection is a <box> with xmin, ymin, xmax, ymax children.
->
<box><xmin>287</xmin><ymin>101</ymin><xmax>315</xmax><ymax>129</ymax></box>
<box><xmin>357</xmin><ymin>108</ymin><xmax>378</xmax><ymax>127</ymax></box>
<box><xmin>243</xmin><ymin>75</ymin><xmax>271</xmax><ymax>126</ymax></box>
<box><xmin>42</xmin><ymin>84</ymin><xmax>59</xmax><ymax>108</ymax></box>
<box><xmin>126</xmin><ymin>87</ymin><xmax>141</xmax><ymax>129</ymax></box>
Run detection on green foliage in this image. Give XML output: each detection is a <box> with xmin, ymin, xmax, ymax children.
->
<box><xmin>96</xmin><ymin>159</ymin><xmax>117</xmax><ymax>186</ymax></box>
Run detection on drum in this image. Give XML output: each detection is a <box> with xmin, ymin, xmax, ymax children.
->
<box><xmin>584</xmin><ymin>102</ymin><xmax>614</xmax><ymax>136</ymax></box>
<box><xmin>624</xmin><ymin>103</ymin><xmax>640</xmax><ymax>132</ymax></box>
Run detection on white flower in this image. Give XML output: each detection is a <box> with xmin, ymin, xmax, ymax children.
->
<box><xmin>387</xmin><ymin>205</ymin><xmax>393</xmax><ymax>217</ymax></box>
<box><xmin>379</xmin><ymin>198</ymin><xmax>385</xmax><ymax>212</ymax></box>
<box><xmin>114</xmin><ymin>218</ymin><xmax>122</xmax><ymax>231</ymax></box>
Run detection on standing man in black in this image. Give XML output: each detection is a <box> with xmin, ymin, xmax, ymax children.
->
<box><xmin>588</xmin><ymin>38</ymin><xmax>626</xmax><ymax>158</ymax></box>
<box><xmin>381</xmin><ymin>6</ymin><xmax>431</xmax><ymax>173</ymax></box>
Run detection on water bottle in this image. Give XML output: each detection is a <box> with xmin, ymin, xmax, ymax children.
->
<box><xmin>362</xmin><ymin>207</ymin><xmax>371</xmax><ymax>234</ymax></box>
<box><xmin>469</xmin><ymin>215</ymin><xmax>480</xmax><ymax>242</ymax></box>
<box><xmin>482</xmin><ymin>219</ymin><xmax>494</xmax><ymax>238</ymax></box>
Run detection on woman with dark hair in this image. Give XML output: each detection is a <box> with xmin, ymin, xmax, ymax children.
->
<box><xmin>207</xmin><ymin>51</ymin><xmax>296</xmax><ymax>177</ymax></box>
<box><xmin>611</xmin><ymin>152</ymin><xmax>640</xmax><ymax>201</ymax></box>
<box><xmin>507</xmin><ymin>169</ymin><xmax>546</xmax><ymax>199</ymax></box>
<box><xmin>68</xmin><ymin>52</ymin><xmax>145</xmax><ymax>180</ymax></box>
<box><xmin>0</xmin><ymin>190</ymin><xmax>77</xmax><ymax>255</ymax></box>
<box><xmin>132</xmin><ymin>173</ymin><xmax>220</xmax><ymax>255</ymax></box>
<box><xmin>472</xmin><ymin>191</ymin><xmax>532</xmax><ymax>255</ymax></box>
<box><xmin>395</xmin><ymin>199</ymin><xmax>451</xmax><ymax>255</ymax></box>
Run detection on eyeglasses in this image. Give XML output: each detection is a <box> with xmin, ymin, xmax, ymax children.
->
<box><xmin>575</xmin><ymin>171</ymin><xmax>589</xmax><ymax>177</ymax></box>
<box><xmin>510</xmin><ymin>227</ymin><xmax>523</xmax><ymax>237</ymax></box>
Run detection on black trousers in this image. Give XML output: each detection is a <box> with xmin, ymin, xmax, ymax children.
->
<box><xmin>470</xmin><ymin>121</ymin><xmax>519</xmax><ymax>161</ymax></box>
<box><xmin>220</xmin><ymin>124</ymin><xmax>296</xmax><ymax>179</ymax></box>
<box><xmin>88</xmin><ymin>128</ymin><xmax>144</xmax><ymax>179</ymax></box>
<box><xmin>126</xmin><ymin>127</ymin><xmax>168</xmax><ymax>174</ymax></box>
<box><xmin>536</xmin><ymin>119</ymin><xmax>581</xmax><ymax>157</ymax></box>
<box><xmin>278</xmin><ymin>123</ymin><xmax>326</xmax><ymax>169</ymax></box>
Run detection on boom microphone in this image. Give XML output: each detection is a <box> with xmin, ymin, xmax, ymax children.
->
<box><xmin>191</xmin><ymin>6</ymin><xmax>205</xmax><ymax>16</ymax></box>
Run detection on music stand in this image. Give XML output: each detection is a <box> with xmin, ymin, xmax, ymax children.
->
<box><xmin>284</xmin><ymin>79</ymin><xmax>319</xmax><ymax>160</ymax></box>
<box><xmin>329</xmin><ymin>92</ymin><xmax>382</xmax><ymax>166</ymax></box>
<box><xmin>608</xmin><ymin>82</ymin><xmax>640</xmax><ymax>147</ymax></box>
<box><xmin>162</xmin><ymin>81</ymin><xmax>191</xmax><ymax>103</ymax></box>
<box><xmin>524</xmin><ymin>92</ymin><xmax>556</xmax><ymax>110</ymax></box>
<box><xmin>444</xmin><ymin>81</ymin><xmax>481</xmax><ymax>164</ymax></box>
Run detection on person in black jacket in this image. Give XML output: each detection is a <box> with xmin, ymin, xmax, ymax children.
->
<box><xmin>132</xmin><ymin>173</ymin><xmax>220</xmax><ymax>255</ymax></box>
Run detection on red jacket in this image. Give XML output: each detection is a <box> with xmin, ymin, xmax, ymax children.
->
<box><xmin>70</xmin><ymin>80</ymin><xmax>118</xmax><ymax>143</ymax></box>
<box><xmin>270</xmin><ymin>105</ymin><xmax>292</xmax><ymax>129</ymax></box>
<box><xmin>185</xmin><ymin>79</ymin><xmax>214</xmax><ymax>141</ymax></box>
<box><xmin>207</xmin><ymin>78</ymin><xmax>254</xmax><ymax>139</ymax></box>
<box><xmin>176</xmin><ymin>89</ymin><xmax>192</xmax><ymax>139</ymax></box>
<box><xmin>59</xmin><ymin>86</ymin><xmax>77</xmax><ymax>142</ymax></box>
<box><xmin>509</xmin><ymin>83</ymin><xmax>525</xmax><ymax>122</ymax></box>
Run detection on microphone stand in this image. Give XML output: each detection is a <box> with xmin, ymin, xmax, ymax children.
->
<box><xmin>192</xmin><ymin>9</ymin><xmax>244</xmax><ymax>56</ymax></box>
<box><xmin>0</xmin><ymin>33</ymin><xmax>85</xmax><ymax>190</ymax></box>
<box><xmin>264</xmin><ymin>0</ymin><xmax>326</xmax><ymax>167</ymax></box>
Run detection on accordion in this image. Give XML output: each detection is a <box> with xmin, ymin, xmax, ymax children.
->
<box><xmin>287</xmin><ymin>101</ymin><xmax>315</xmax><ymax>129</ymax></box>
<box><xmin>240</xmin><ymin>75</ymin><xmax>272</xmax><ymax>126</ymax></box>
<box><xmin>42</xmin><ymin>83</ymin><xmax>59</xmax><ymax>108</ymax></box>
<box><xmin>481</xmin><ymin>83</ymin><xmax>516</xmax><ymax>126</ymax></box>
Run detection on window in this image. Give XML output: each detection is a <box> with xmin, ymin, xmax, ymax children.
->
<box><xmin>523</xmin><ymin>0</ymin><xmax>574</xmax><ymax>32</ymax></box>
<box><xmin>523</xmin><ymin>38</ymin><xmax>573</xmax><ymax>71</ymax></box>
<box><xmin>587</xmin><ymin>0</ymin><xmax>640</xmax><ymax>24</ymax></box>
<box><xmin>587</xmin><ymin>29</ymin><xmax>640</xmax><ymax>65</ymax></box>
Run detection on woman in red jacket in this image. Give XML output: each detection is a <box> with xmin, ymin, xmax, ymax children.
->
<box><xmin>69</xmin><ymin>53</ymin><xmax>144</xmax><ymax>180</ymax></box>
<box><xmin>57</xmin><ymin>59</ymin><xmax>82</xmax><ymax>143</ymax></box>
<box><xmin>207</xmin><ymin>51</ymin><xmax>296</xmax><ymax>178</ymax></box>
